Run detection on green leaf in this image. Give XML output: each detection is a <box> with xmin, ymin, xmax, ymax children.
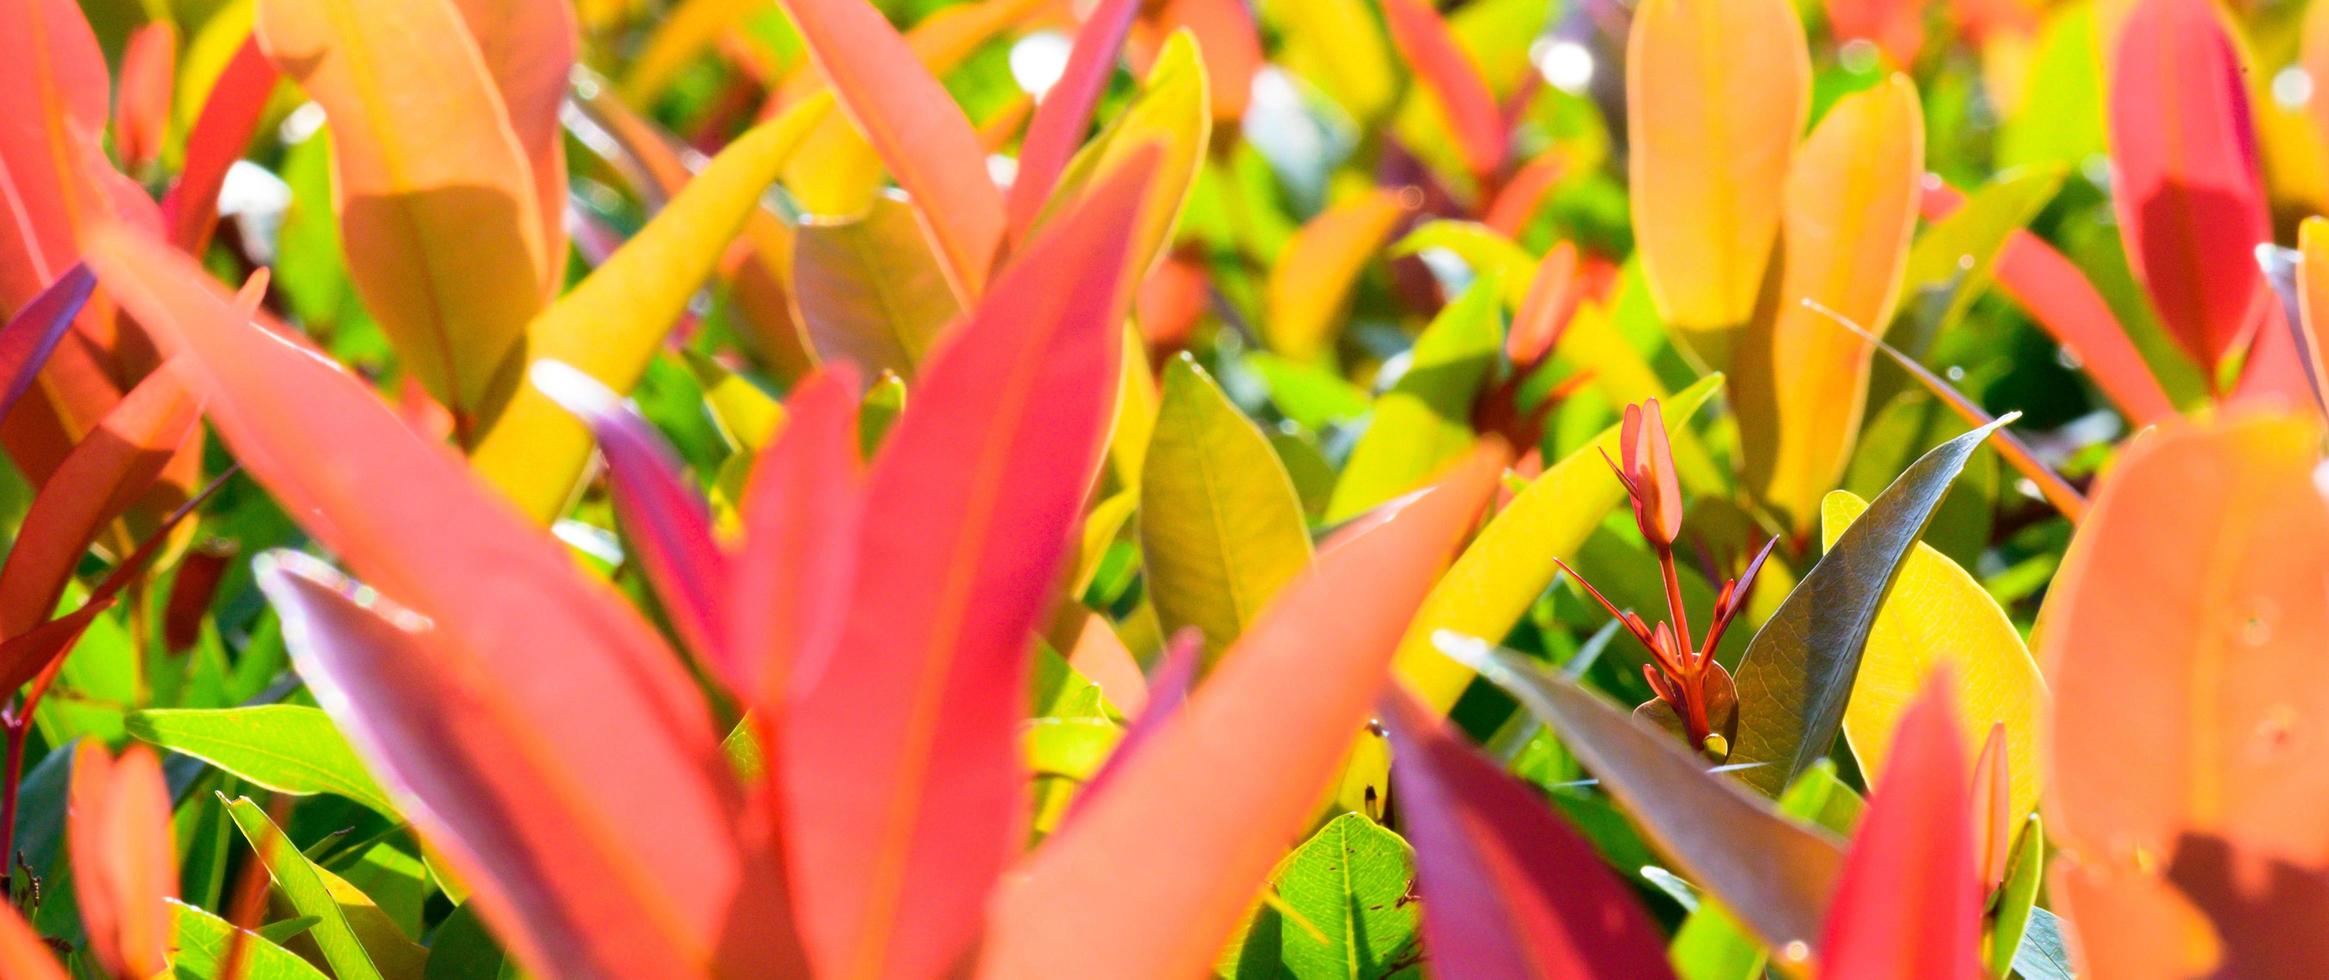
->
<box><xmin>1437</xmin><ymin>637</ymin><xmax>1847</xmax><ymax>954</ymax></box>
<box><xmin>1671</xmin><ymin>760</ymin><xmax>1863</xmax><ymax>980</ymax></box>
<box><xmin>128</xmin><ymin>707</ymin><xmax>396</xmax><ymax>819</ymax></box>
<box><xmin>1141</xmin><ymin>355</ymin><xmax>1315</xmax><ymax>657</ymax></box>
<box><xmin>1390</xmin><ymin>372</ymin><xmax>1722</xmax><ymax>712</ymax></box>
<box><xmin>222</xmin><ymin>796</ymin><xmax>423</xmax><ymax>980</ymax></box>
<box><xmin>1271</xmin><ymin>813</ymin><xmax>1423</xmax><ymax>979</ymax></box>
<box><xmin>858</xmin><ymin>371</ymin><xmax>907</xmax><ymax>460</ymax></box>
<box><xmin>1325</xmin><ymin>278</ymin><xmax>1503</xmax><ymax>521</ymax></box>
<box><xmin>422</xmin><ymin>902</ymin><xmax>515</xmax><ymax>980</ymax></box>
<box><xmin>167</xmin><ymin>899</ymin><xmax>333</xmax><ymax>980</ymax></box>
<box><xmin>1249</xmin><ymin>352</ymin><xmax>1373</xmax><ymax>431</ymax></box>
<box><xmin>1986</xmin><ymin>814</ymin><xmax>2046</xmax><ymax>977</ymax></box>
<box><xmin>1900</xmin><ymin>165</ymin><xmax>2067</xmax><ymax>342</ymax></box>
<box><xmin>1728</xmin><ymin>416</ymin><xmax>2011</xmax><ymax>795</ymax></box>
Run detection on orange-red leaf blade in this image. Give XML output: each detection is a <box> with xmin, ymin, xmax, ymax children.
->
<box><xmin>1381</xmin><ymin>685</ymin><xmax>1675</xmax><ymax>978</ymax></box>
<box><xmin>979</xmin><ymin>447</ymin><xmax>1504</xmax><ymax>979</ymax></box>
<box><xmin>1816</xmin><ymin>674</ymin><xmax>1984</xmax><ymax>980</ymax></box>
<box><xmin>779</xmin><ymin>151</ymin><xmax>1155</xmax><ymax>979</ymax></box>
<box><xmin>774</xmin><ymin>0</ymin><xmax>1006</xmax><ymax>299</ymax></box>
<box><xmin>2107</xmin><ymin>0</ymin><xmax>2271</xmax><ymax>373</ymax></box>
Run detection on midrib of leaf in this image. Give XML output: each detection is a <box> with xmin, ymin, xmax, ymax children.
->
<box><xmin>1334</xmin><ymin>821</ymin><xmax>1360</xmax><ymax>979</ymax></box>
<box><xmin>139</xmin><ymin>717</ymin><xmax>389</xmax><ymax>814</ymax></box>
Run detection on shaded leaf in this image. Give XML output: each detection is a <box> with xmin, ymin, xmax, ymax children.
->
<box><xmin>1325</xmin><ymin>279</ymin><xmax>1502</xmax><ymax>521</ymax></box>
<box><xmin>792</xmin><ymin>197</ymin><xmax>962</xmax><ymax>380</ymax></box>
<box><xmin>1729</xmin><ymin>416</ymin><xmax>2009</xmax><ymax>795</ymax></box>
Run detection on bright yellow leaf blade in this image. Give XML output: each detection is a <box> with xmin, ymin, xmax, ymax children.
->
<box><xmin>470</xmin><ymin>97</ymin><xmax>833</xmax><ymax>522</ymax></box>
<box><xmin>1823</xmin><ymin>490</ymin><xmax>2046</xmax><ymax>823</ymax></box>
<box><xmin>1392</xmin><ymin>372</ymin><xmax>1723</xmax><ymax>713</ymax></box>
<box><xmin>1324</xmin><ymin>278</ymin><xmax>1503</xmax><ymax>522</ymax></box>
<box><xmin>1740</xmin><ymin>74</ymin><xmax>1925</xmax><ymax>535</ymax></box>
<box><xmin>1140</xmin><ymin>355</ymin><xmax>1315</xmax><ymax>659</ymax></box>
<box><xmin>1033</xmin><ymin>30</ymin><xmax>1212</xmax><ymax>287</ymax></box>
<box><xmin>1265</xmin><ymin>188</ymin><xmax>1413</xmax><ymax>361</ymax></box>
<box><xmin>1626</xmin><ymin>0</ymin><xmax>1808</xmax><ymax>341</ymax></box>
<box><xmin>255</xmin><ymin>0</ymin><xmax>547</xmax><ymax>432</ymax></box>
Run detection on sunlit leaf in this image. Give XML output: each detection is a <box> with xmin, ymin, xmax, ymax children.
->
<box><xmin>1626</xmin><ymin>0</ymin><xmax>1808</xmax><ymax>344</ymax></box>
<box><xmin>2042</xmin><ymin>411</ymin><xmax>2329</xmax><ymax>978</ymax></box>
<box><xmin>255</xmin><ymin>0</ymin><xmax>549</xmax><ymax>432</ymax></box>
<box><xmin>126</xmin><ymin>706</ymin><xmax>395</xmax><ymax>819</ymax></box>
<box><xmin>1822</xmin><ymin>491</ymin><xmax>2046</xmax><ymax>823</ymax></box>
<box><xmin>1325</xmin><ymin>279</ymin><xmax>1501</xmax><ymax>521</ymax></box>
<box><xmin>982</xmin><ymin>448</ymin><xmax>1503</xmax><ymax>977</ymax></box>
<box><xmin>1729</xmin><ymin>416</ymin><xmax>2008</xmax><ymax>795</ymax></box>
<box><xmin>2107</xmin><ymin>0</ymin><xmax>2271</xmax><ymax>374</ymax></box>
<box><xmin>1738</xmin><ymin>75</ymin><xmax>1924</xmax><ymax>535</ymax></box>
<box><xmin>1140</xmin><ymin>355</ymin><xmax>1313</xmax><ymax>658</ymax></box>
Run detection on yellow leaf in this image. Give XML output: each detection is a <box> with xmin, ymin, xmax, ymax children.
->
<box><xmin>1739</xmin><ymin>74</ymin><xmax>1924</xmax><ymax>535</ymax></box>
<box><xmin>1823</xmin><ymin>491</ymin><xmax>2046</xmax><ymax>823</ymax></box>
<box><xmin>1034</xmin><ymin>30</ymin><xmax>1212</xmax><ymax>285</ymax></box>
<box><xmin>1139</xmin><ymin>355</ymin><xmax>1314</xmax><ymax>659</ymax></box>
<box><xmin>1259</xmin><ymin>0</ymin><xmax>1397</xmax><ymax>120</ymax></box>
<box><xmin>1392</xmin><ymin>373</ymin><xmax>1723</xmax><ymax>712</ymax></box>
<box><xmin>1107</xmin><ymin>321</ymin><xmax>1160</xmax><ymax>490</ymax></box>
<box><xmin>1626</xmin><ymin>0</ymin><xmax>1808</xmax><ymax>346</ymax></box>
<box><xmin>256</xmin><ymin>0</ymin><xmax>547</xmax><ymax>434</ymax></box>
<box><xmin>470</xmin><ymin>96</ymin><xmax>833</xmax><ymax>522</ymax></box>
<box><xmin>680</xmin><ymin>351</ymin><xmax>786</xmax><ymax>454</ymax></box>
<box><xmin>1324</xmin><ymin>278</ymin><xmax>1503</xmax><ymax>522</ymax></box>
<box><xmin>1265</xmin><ymin>188</ymin><xmax>1414</xmax><ymax>361</ymax></box>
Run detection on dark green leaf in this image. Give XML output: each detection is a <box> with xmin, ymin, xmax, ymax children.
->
<box><xmin>1728</xmin><ymin>416</ymin><xmax>2011</xmax><ymax>795</ymax></box>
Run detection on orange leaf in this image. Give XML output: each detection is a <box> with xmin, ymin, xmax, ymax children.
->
<box><xmin>1264</xmin><ymin>187</ymin><xmax>1416</xmax><ymax>360</ymax></box>
<box><xmin>775</xmin><ymin>0</ymin><xmax>1006</xmax><ymax>300</ymax></box>
<box><xmin>1380</xmin><ymin>685</ymin><xmax>1675</xmax><ymax>978</ymax></box>
<box><xmin>0</xmin><ymin>365</ymin><xmax>198</xmax><ymax>638</ymax></box>
<box><xmin>1739</xmin><ymin>74</ymin><xmax>1924</xmax><ymax>534</ymax></box>
<box><xmin>979</xmin><ymin>446</ymin><xmax>1504</xmax><ymax>979</ymax></box>
<box><xmin>446</xmin><ymin>0</ymin><xmax>577</xmax><ymax>291</ymax></box>
<box><xmin>87</xmin><ymin>225</ymin><xmax>804</xmax><ymax>977</ymax></box>
<box><xmin>2042</xmin><ymin>411</ymin><xmax>2329</xmax><ymax>977</ymax></box>
<box><xmin>0</xmin><ymin>0</ymin><xmax>144</xmax><ymax>311</ymax></box>
<box><xmin>0</xmin><ymin>900</ymin><xmax>61</xmax><ymax>980</ymax></box>
<box><xmin>2107</xmin><ymin>0</ymin><xmax>2271</xmax><ymax>375</ymax></box>
<box><xmin>1626</xmin><ymin>0</ymin><xmax>1808</xmax><ymax>338</ymax></box>
<box><xmin>1827</xmin><ymin>0</ymin><xmax>1924</xmax><ymax>66</ymax></box>
<box><xmin>1381</xmin><ymin>0</ymin><xmax>1505</xmax><ymax>181</ymax></box>
<box><xmin>255</xmin><ymin>0</ymin><xmax>549</xmax><ymax>430</ymax></box>
<box><xmin>1816</xmin><ymin>674</ymin><xmax>1984</xmax><ymax>980</ymax></box>
<box><xmin>68</xmin><ymin>742</ymin><xmax>178</xmax><ymax>980</ymax></box>
<box><xmin>779</xmin><ymin>150</ymin><xmax>1157</xmax><ymax>979</ymax></box>
<box><xmin>113</xmin><ymin>22</ymin><xmax>176</xmax><ymax>173</ymax></box>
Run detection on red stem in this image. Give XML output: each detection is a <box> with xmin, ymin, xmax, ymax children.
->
<box><xmin>0</xmin><ymin>716</ymin><xmax>27</xmax><ymax>900</ymax></box>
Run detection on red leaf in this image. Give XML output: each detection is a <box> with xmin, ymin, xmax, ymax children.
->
<box><xmin>86</xmin><ymin>225</ymin><xmax>805</xmax><ymax>977</ymax></box>
<box><xmin>775</xmin><ymin>0</ymin><xmax>1006</xmax><ymax>299</ymax></box>
<box><xmin>1380</xmin><ymin>685</ymin><xmax>1675</xmax><ymax>978</ymax></box>
<box><xmin>1004</xmin><ymin>0</ymin><xmax>1142</xmax><ymax>244</ymax></box>
<box><xmin>779</xmin><ymin>149</ymin><xmax>1157</xmax><ymax>978</ymax></box>
<box><xmin>2108</xmin><ymin>0</ymin><xmax>2271</xmax><ymax>374</ymax></box>
<box><xmin>533</xmin><ymin>362</ymin><xmax>728</xmax><ymax>666</ymax></box>
<box><xmin>0</xmin><ymin>366</ymin><xmax>199</xmax><ymax>639</ymax></box>
<box><xmin>0</xmin><ymin>265</ymin><xmax>96</xmax><ymax>426</ymax></box>
<box><xmin>1381</xmin><ymin>0</ymin><xmax>1506</xmax><ymax>181</ymax></box>
<box><xmin>1817</xmin><ymin>672</ymin><xmax>1984</xmax><ymax>980</ymax></box>
<box><xmin>727</xmin><ymin>365</ymin><xmax>864</xmax><ymax>713</ymax></box>
<box><xmin>0</xmin><ymin>895</ymin><xmax>60</xmax><ymax>979</ymax></box>
<box><xmin>164</xmin><ymin>35</ymin><xmax>279</xmax><ymax>256</ymax></box>
<box><xmin>979</xmin><ymin>446</ymin><xmax>1505</xmax><ymax>978</ymax></box>
<box><xmin>0</xmin><ymin>0</ymin><xmax>123</xmax><ymax>309</ymax></box>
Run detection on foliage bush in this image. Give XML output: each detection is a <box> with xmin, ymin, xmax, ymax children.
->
<box><xmin>0</xmin><ymin>0</ymin><xmax>2321</xmax><ymax>975</ymax></box>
